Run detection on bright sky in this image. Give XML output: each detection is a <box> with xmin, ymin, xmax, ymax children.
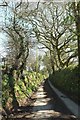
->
<box><xmin>0</xmin><ymin>0</ymin><xmax>7</xmax><ymax>57</ymax></box>
<box><xmin>0</xmin><ymin>0</ymin><xmax>75</xmax><ymax>3</ymax></box>
<box><xmin>2</xmin><ymin>0</ymin><xmax>48</xmax><ymax>2</ymax></box>
<box><xmin>0</xmin><ymin>32</ymin><xmax>7</xmax><ymax>57</ymax></box>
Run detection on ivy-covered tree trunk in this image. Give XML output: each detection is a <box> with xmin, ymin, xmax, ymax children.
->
<box><xmin>76</xmin><ymin>2</ymin><xmax>80</xmax><ymax>70</ymax></box>
<box><xmin>8</xmin><ymin>67</ymin><xmax>19</xmax><ymax>111</ymax></box>
<box><xmin>73</xmin><ymin>2</ymin><xmax>80</xmax><ymax>76</ymax></box>
<box><xmin>50</xmin><ymin>51</ymin><xmax>55</xmax><ymax>74</ymax></box>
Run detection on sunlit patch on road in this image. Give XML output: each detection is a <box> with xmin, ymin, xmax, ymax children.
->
<box><xmin>7</xmin><ymin>81</ymin><xmax>77</xmax><ymax>120</ymax></box>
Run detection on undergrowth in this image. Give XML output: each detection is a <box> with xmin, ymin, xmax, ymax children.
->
<box><xmin>2</xmin><ymin>71</ymin><xmax>46</xmax><ymax>110</ymax></box>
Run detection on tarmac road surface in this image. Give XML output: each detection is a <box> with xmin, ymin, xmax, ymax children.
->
<box><xmin>7</xmin><ymin>79</ymin><xmax>78</xmax><ymax>120</ymax></box>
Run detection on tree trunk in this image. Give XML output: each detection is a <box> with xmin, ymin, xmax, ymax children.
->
<box><xmin>50</xmin><ymin>51</ymin><xmax>55</xmax><ymax>74</ymax></box>
<box><xmin>8</xmin><ymin>67</ymin><xmax>19</xmax><ymax>111</ymax></box>
<box><xmin>52</xmin><ymin>64</ymin><xmax>55</xmax><ymax>74</ymax></box>
<box><xmin>73</xmin><ymin>2</ymin><xmax>80</xmax><ymax>76</ymax></box>
<box><xmin>76</xmin><ymin>2</ymin><xmax>80</xmax><ymax>69</ymax></box>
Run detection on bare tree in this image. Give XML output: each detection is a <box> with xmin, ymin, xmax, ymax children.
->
<box><xmin>30</xmin><ymin>2</ymin><xmax>77</xmax><ymax>72</ymax></box>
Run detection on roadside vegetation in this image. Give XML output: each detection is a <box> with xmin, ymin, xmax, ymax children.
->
<box><xmin>49</xmin><ymin>66</ymin><xmax>80</xmax><ymax>104</ymax></box>
<box><xmin>2</xmin><ymin>70</ymin><xmax>46</xmax><ymax>112</ymax></box>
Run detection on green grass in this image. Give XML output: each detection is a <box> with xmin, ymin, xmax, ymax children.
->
<box><xmin>49</xmin><ymin>66</ymin><xmax>80</xmax><ymax>103</ymax></box>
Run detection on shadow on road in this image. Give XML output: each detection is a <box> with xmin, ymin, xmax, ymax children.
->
<box><xmin>6</xmin><ymin>79</ymin><xmax>77</xmax><ymax>120</ymax></box>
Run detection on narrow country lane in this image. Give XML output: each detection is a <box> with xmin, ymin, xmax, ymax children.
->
<box><xmin>8</xmin><ymin>80</ymin><xmax>77</xmax><ymax>120</ymax></box>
